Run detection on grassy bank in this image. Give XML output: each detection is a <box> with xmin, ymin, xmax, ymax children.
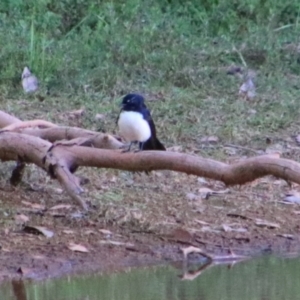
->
<box><xmin>1</xmin><ymin>0</ymin><xmax>300</xmax><ymax>150</ymax></box>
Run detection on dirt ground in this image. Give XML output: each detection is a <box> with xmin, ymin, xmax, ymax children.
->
<box><xmin>1</xmin><ymin>155</ymin><xmax>300</xmax><ymax>282</ymax></box>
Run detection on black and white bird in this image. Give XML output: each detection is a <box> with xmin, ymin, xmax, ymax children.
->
<box><xmin>117</xmin><ymin>93</ymin><xmax>166</xmax><ymax>152</ymax></box>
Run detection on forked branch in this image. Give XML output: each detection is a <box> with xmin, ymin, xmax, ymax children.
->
<box><xmin>0</xmin><ymin>131</ymin><xmax>300</xmax><ymax>210</ymax></box>
<box><xmin>0</xmin><ymin>110</ymin><xmax>123</xmax><ymax>150</ymax></box>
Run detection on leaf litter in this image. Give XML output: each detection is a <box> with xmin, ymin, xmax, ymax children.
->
<box><xmin>2</xmin><ymin>103</ymin><xmax>300</xmax><ymax>280</ymax></box>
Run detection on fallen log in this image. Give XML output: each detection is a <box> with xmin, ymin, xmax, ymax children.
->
<box><xmin>0</xmin><ymin>131</ymin><xmax>300</xmax><ymax>210</ymax></box>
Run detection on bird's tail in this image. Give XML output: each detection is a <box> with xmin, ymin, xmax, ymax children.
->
<box><xmin>140</xmin><ymin>137</ymin><xmax>166</xmax><ymax>151</ymax></box>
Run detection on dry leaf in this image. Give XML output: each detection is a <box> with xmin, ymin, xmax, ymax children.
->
<box><xmin>50</xmin><ymin>204</ymin><xmax>73</xmax><ymax>210</ymax></box>
<box><xmin>284</xmin><ymin>191</ymin><xmax>300</xmax><ymax>204</ymax></box>
<box><xmin>277</xmin><ymin>234</ymin><xmax>293</xmax><ymax>239</ymax></box>
<box><xmin>197</xmin><ymin>177</ymin><xmax>208</xmax><ymax>184</ymax></box>
<box><xmin>167</xmin><ymin>145</ymin><xmax>183</xmax><ymax>152</ymax></box>
<box><xmin>14</xmin><ymin>214</ymin><xmax>29</xmax><ymax>224</ymax></box>
<box><xmin>222</xmin><ymin>224</ymin><xmax>233</xmax><ymax>232</ymax></box>
<box><xmin>198</xmin><ymin>187</ymin><xmax>229</xmax><ymax>199</ymax></box>
<box><xmin>67</xmin><ymin>108</ymin><xmax>85</xmax><ymax>118</ymax></box>
<box><xmin>23</xmin><ymin>226</ymin><xmax>54</xmax><ymax>238</ymax></box>
<box><xmin>227</xmin><ymin>213</ymin><xmax>249</xmax><ymax>220</ymax></box>
<box><xmin>99</xmin><ymin>240</ymin><xmax>134</xmax><ymax>247</ymax></box>
<box><xmin>47</xmin><ymin>187</ymin><xmax>64</xmax><ymax>194</ymax></box>
<box><xmin>109</xmin><ymin>176</ymin><xmax>117</xmax><ymax>183</ymax></box>
<box><xmin>200</xmin><ymin>136</ymin><xmax>219</xmax><ymax>143</ymax></box>
<box><xmin>255</xmin><ymin>219</ymin><xmax>280</xmax><ymax>229</ymax></box>
<box><xmin>194</xmin><ymin>219</ymin><xmax>209</xmax><ymax>226</ymax></box>
<box><xmin>31</xmin><ymin>254</ymin><xmax>46</xmax><ymax>260</ymax></box>
<box><xmin>1</xmin><ymin>247</ymin><xmax>10</xmax><ymax>252</ymax></box>
<box><xmin>239</xmin><ymin>76</ymin><xmax>256</xmax><ymax>100</ymax></box>
<box><xmin>21</xmin><ymin>201</ymin><xmax>45</xmax><ymax>211</ymax></box>
<box><xmin>186</xmin><ymin>193</ymin><xmax>199</xmax><ymax>201</ymax></box>
<box><xmin>198</xmin><ymin>187</ymin><xmax>214</xmax><ymax>199</ymax></box>
<box><xmin>221</xmin><ymin>224</ymin><xmax>247</xmax><ymax>233</ymax></box>
<box><xmin>201</xmin><ymin>226</ymin><xmax>221</xmax><ymax>233</ymax></box>
<box><xmin>99</xmin><ymin>229</ymin><xmax>113</xmax><ymax>236</ymax></box>
<box><xmin>68</xmin><ymin>243</ymin><xmax>89</xmax><ymax>253</ymax></box>
<box><xmin>239</xmin><ymin>78</ymin><xmax>255</xmax><ymax>99</ymax></box>
<box><xmin>21</xmin><ymin>67</ymin><xmax>39</xmax><ymax>93</ymax></box>
<box><xmin>62</xmin><ymin>229</ymin><xmax>75</xmax><ymax>235</ymax></box>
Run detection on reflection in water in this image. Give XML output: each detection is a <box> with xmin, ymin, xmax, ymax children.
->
<box><xmin>11</xmin><ymin>280</ymin><xmax>27</xmax><ymax>300</ymax></box>
<box><xmin>1</xmin><ymin>256</ymin><xmax>300</xmax><ymax>300</ymax></box>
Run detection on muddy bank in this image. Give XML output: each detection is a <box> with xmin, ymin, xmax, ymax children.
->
<box><xmin>0</xmin><ymin>169</ymin><xmax>300</xmax><ymax>282</ymax></box>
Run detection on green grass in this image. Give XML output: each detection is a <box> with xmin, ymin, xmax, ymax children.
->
<box><xmin>1</xmin><ymin>0</ymin><xmax>300</xmax><ymax>155</ymax></box>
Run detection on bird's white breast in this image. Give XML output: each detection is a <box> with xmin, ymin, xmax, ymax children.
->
<box><xmin>118</xmin><ymin>111</ymin><xmax>151</xmax><ymax>143</ymax></box>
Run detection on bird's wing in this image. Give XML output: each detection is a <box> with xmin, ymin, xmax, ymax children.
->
<box><xmin>140</xmin><ymin>107</ymin><xmax>166</xmax><ymax>151</ymax></box>
<box><xmin>141</xmin><ymin>107</ymin><xmax>157</xmax><ymax>137</ymax></box>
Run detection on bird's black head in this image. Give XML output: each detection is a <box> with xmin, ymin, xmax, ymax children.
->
<box><xmin>121</xmin><ymin>93</ymin><xmax>146</xmax><ymax>111</ymax></box>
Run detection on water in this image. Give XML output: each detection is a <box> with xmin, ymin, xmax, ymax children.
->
<box><xmin>1</xmin><ymin>255</ymin><xmax>300</xmax><ymax>300</ymax></box>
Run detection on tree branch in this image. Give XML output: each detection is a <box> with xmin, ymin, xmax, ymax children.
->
<box><xmin>1</xmin><ymin>132</ymin><xmax>300</xmax><ymax>210</ymax></box>
<box><xmin>0</xmin><ymin>110</ymin><xmax>299</xmax><ymax>210</ymax></box>
<box><xmin>3</xmin><ymin>120</ymin><xmax>57</xmax><ymax>131</ymax></box>
<box><xmin>57</xmin><ymin>147</ymin><xmax>300</xmax><ymax>185</ymax></box>
<box><xmin>21</xmin><ymin>127</ymin><xmax>123</xmax><ymax>149</ymax></box>
<box><xmin>0</xmin><ymin>111</ymin><xmax>22</xmax><ymax>127</ymax></box>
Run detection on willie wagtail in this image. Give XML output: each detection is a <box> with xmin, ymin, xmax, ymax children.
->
<box><xmin>117</xmin><ymin>93</ymin><xmax>166</xmax><ymax>152</ymax></box>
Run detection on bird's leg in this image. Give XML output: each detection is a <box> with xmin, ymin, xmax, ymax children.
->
<box><xmin>121</xmin><ymin>142</ymin><xmax>133</xmax><ymax>153</ymax></box>
<box><xmin>134</xmin><ymin>142</ymin><xmax>144</xmax><ymax>153</ymax></box>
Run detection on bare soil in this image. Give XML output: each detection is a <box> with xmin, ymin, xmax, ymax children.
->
<box><xmin>0</xmin><ymin>161</ymin><xmax>300</xmax><ymax>282</ymax></box>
